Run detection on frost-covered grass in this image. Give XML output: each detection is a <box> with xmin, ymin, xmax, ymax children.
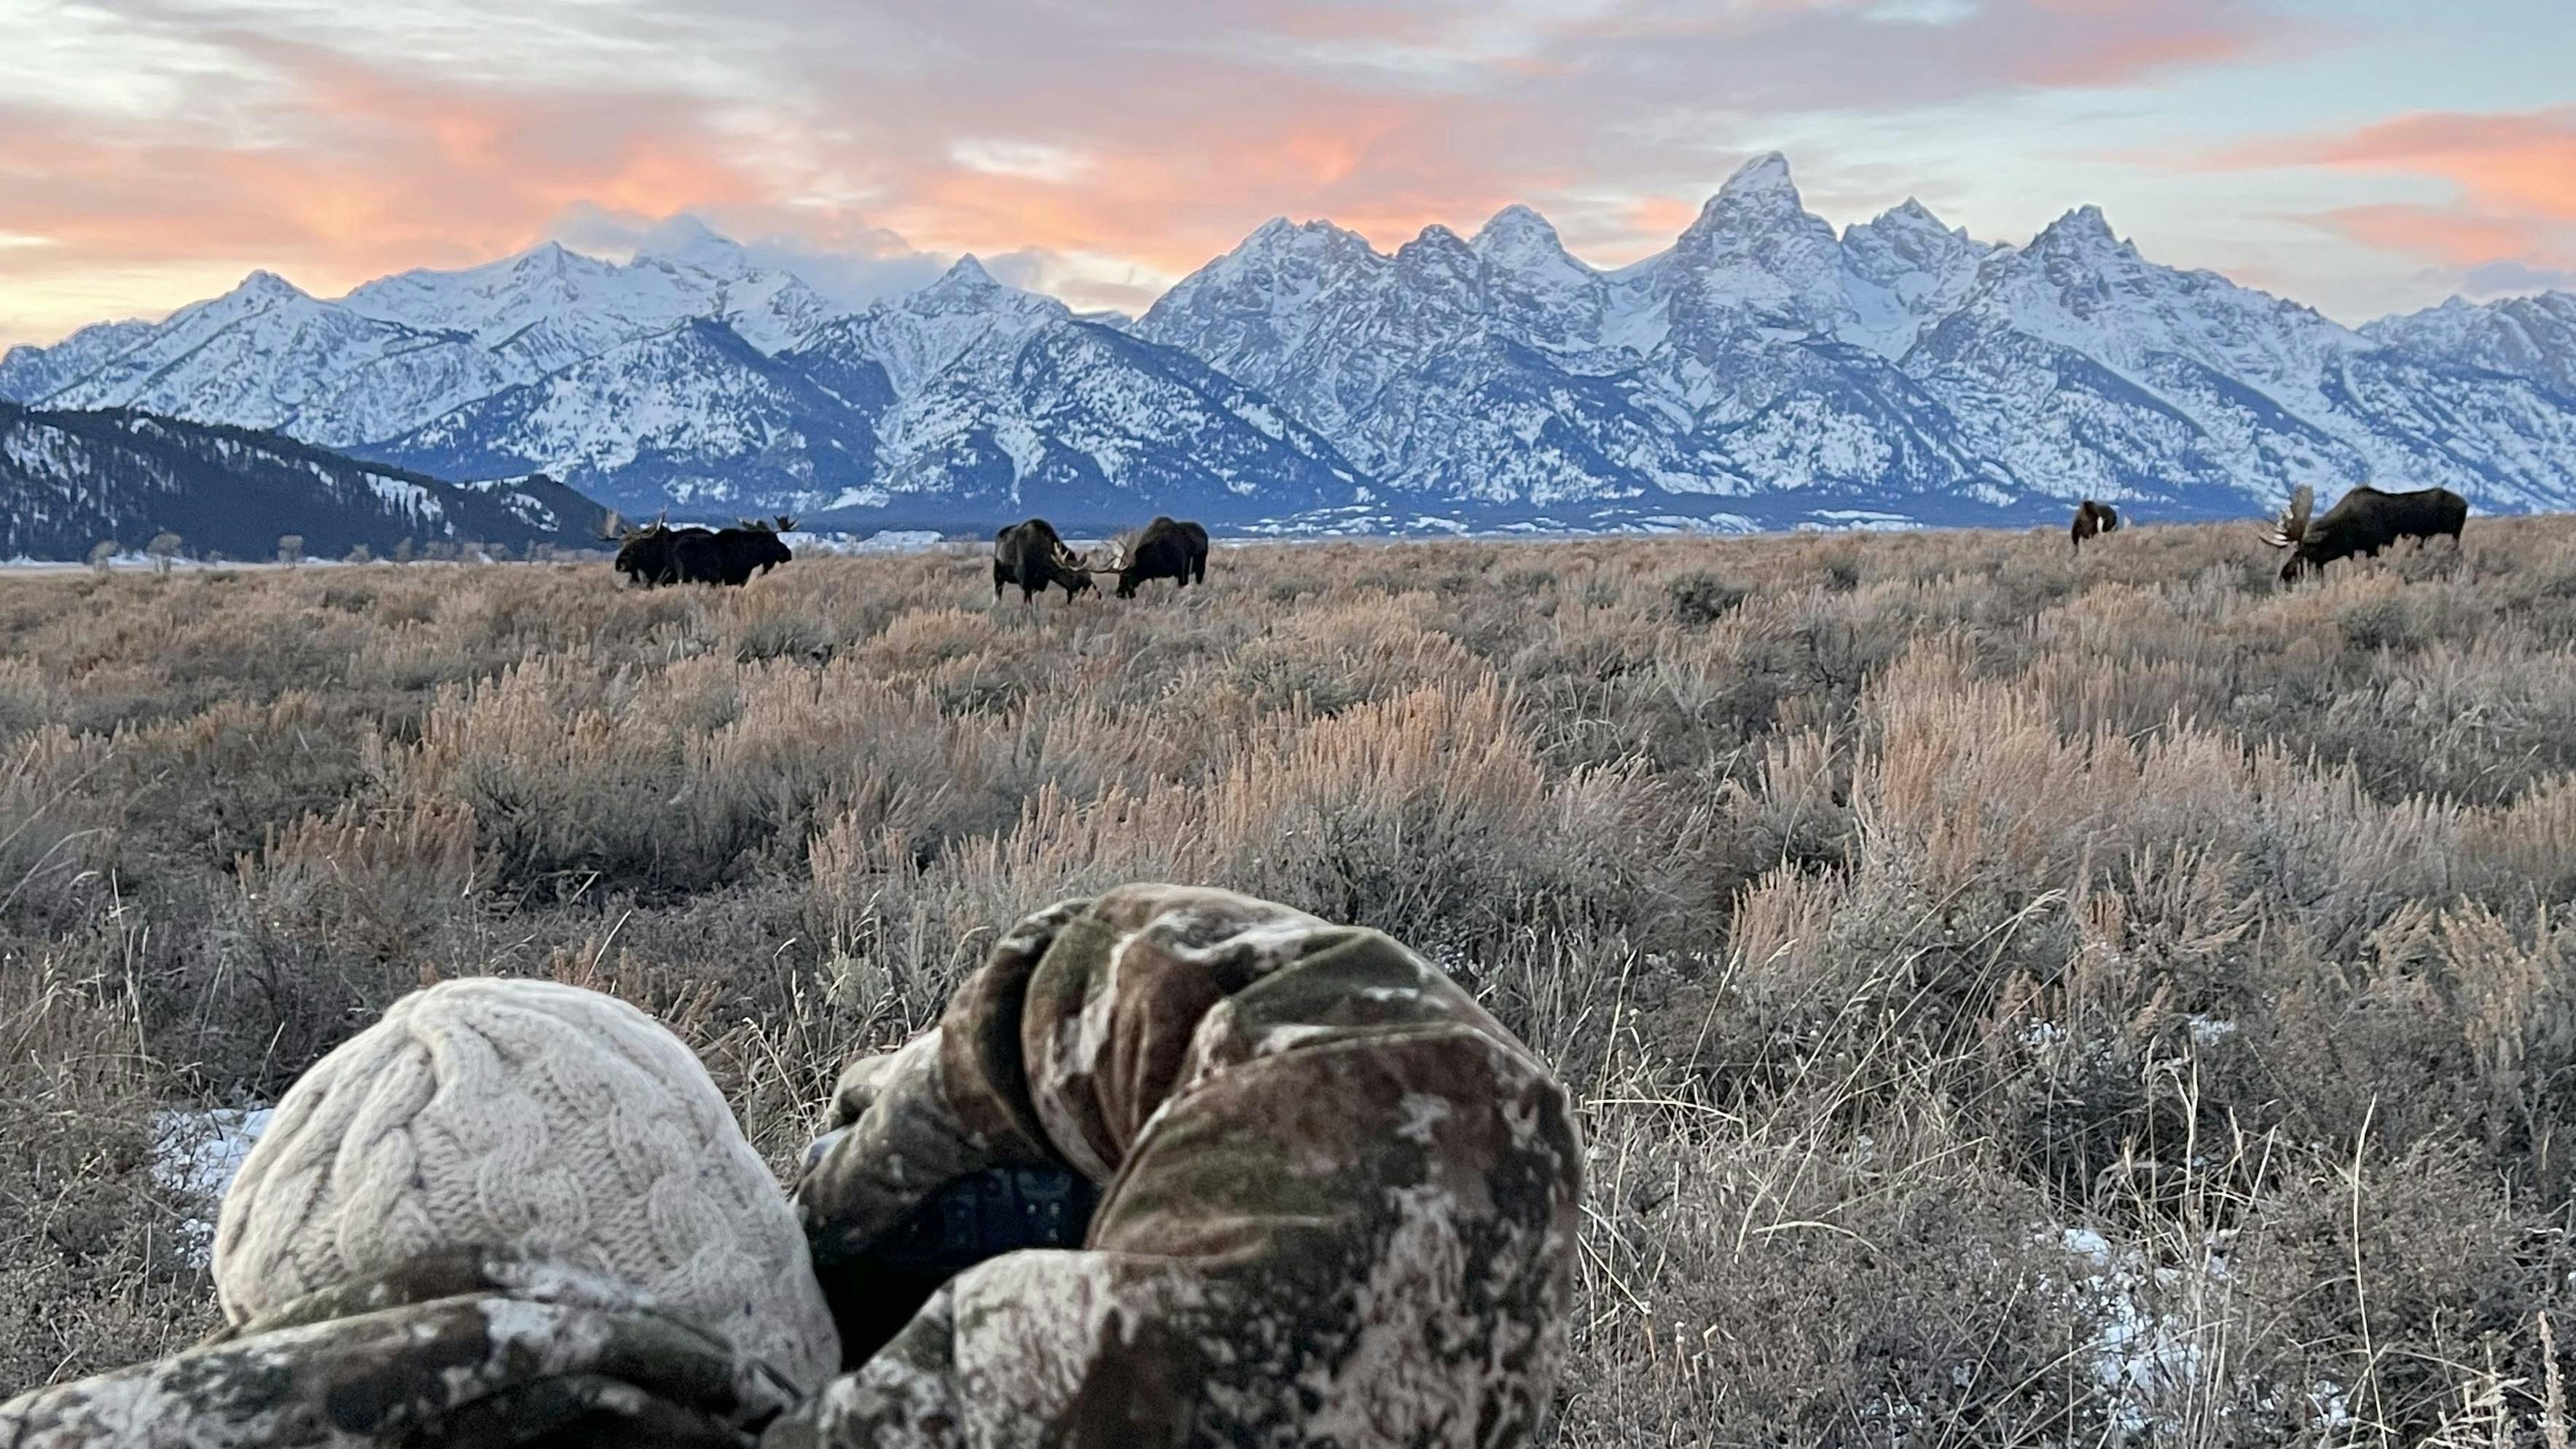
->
<box><xmin>1</xmin><ymin>520</ymin><xmax>2574</xmax><ymax>1442</ymax></box>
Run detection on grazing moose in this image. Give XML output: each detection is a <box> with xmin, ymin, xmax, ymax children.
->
<box><xmin>2070</xmin><ymin>500</ymin><xmax>2120</xmax><ymax>551</ymax></box>
<box><xmin>2265</xmin><ymin>484</ymin><xmax>2467</xmax><ymax>582</ymax></box>
<box><xmin>993</xmin><ymin>517</ymin><xmax>1095</xmax><ymax>603</ymax></box>
<box><xmin>1103</xmin><ymin>516</ymin><xmax>1210</xmax><ymax>597</ymax></box>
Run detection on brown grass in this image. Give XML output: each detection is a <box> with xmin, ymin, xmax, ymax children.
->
<box><xmin>1</xmin><ymin>521</ymin><xmax>2573</xmax><ymax>1442</ymax></box>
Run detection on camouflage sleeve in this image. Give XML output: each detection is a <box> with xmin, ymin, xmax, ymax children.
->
<box><xmin>787</xmin><ymin>884</ymin><xmax>1586</xmax><ymax>1448</ymax></box>
<box><xmin>0</xmin><ymin>1252</ymin><xmax>799</xmax><ymax>1449</ymax></box>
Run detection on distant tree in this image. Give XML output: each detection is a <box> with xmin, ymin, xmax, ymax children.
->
<box><xmin>278</xmin><ymin>534</ymin><xmax>305</xmax><ymax>566</ymax></box>
<box><xmin>86</xmin><ymin>539</ymin><xmax>117</xmax><ymax>573</ymax></box>
<box><xmin>343</xmin><ymin>543</ymin><xmax>372</xmax><ymax>565</ymax></box>
<box><xmin>423</xmin><ymin>541</ymin><xmax>457</xmax><ymax>562</ymax></box>
<box><xmin>146</xmin><ymin>531</ymin><xmax>184</xmax><ymax>575</ymax></box>
<box><xmin>392</xmin><ymin>537</ymin><xmax>415</xmax><ymax>564</ymax></box>
<box><xmin>485</xmin><ymin>542</ymin><xmax>512</xmax><ymax>563</ymax></box>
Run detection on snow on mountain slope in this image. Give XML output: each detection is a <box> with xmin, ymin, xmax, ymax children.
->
<box><xmin>814</xmin><ymin>256</ymin><xmax>1068</xmax><ymax>394</ymax></box>
<box><xmin>1906</xmin><ymin>208</ymin><xmax>2576</xmax><ymax>511</ymax></box>
<box><xmin>1137</xmin><ymin>208</ymin><xmax>1689</xmax><ymax>500</ymax></box>
<box><xmin>342</xmin><ymin>221</ymin><xmax>840</xmax><ymax>367</ymax></box>
<box><xmin>0</xmin><ymin>318</ymin><xmax>158</xmax><ymax>403</ymax></box>
<box><xmin>0</xmin><ymin>402</ymin><xmax>609</xmax><ymax>559</ymax></box>
<box><xmin>2365</xmin><ymin>291</ymin><xmax>2576</xmax><ymax>401</ymax></box>
<box><xmin>797</xmin><ymin>271</ymin><xmax>1367</xmax><ymax>527</ymax></box>
<box><xmin>23</xmin><ymin>272</ymin><xmax>517</xmax><ymax>449</ymax></box>
<box><xmin>367</xmin><ymin>318</ymin><xmax>882</xmax><ymax>518</ymax></box>
<box><xmin>1839</xmin><ymin>200</ymin><xmax>2011</xmax><ymax>359</ymax></box>
<box><xmin>1470</xmin><ymin>205</ymin><xmax>1660</xmax><ymax>369</ymax></box>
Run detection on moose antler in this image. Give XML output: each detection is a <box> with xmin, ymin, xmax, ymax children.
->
<box><xmin>774</xmin><ymin>515</ymin><xmax>798</xmax><ymax>533</ymax></box>
<box><xmin>2265</xmin><ymin>484</ymin><xmax>2313</xmax><ymax>549</ymax></box>
<box><xmin>1091</xmin><ymin>530</ymin><xmax>1139</xmax><ymax>573</ymax></box>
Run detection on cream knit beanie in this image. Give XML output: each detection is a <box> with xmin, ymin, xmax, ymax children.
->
<box><xmin>211</xmin><ymin>977</ymin><xmax>841</xmax><ymax>1392</ymax></box>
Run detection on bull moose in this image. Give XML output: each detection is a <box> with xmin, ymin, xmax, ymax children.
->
<box><xmin>610</xmin><ymin>518</ymin><xmax>710</xmax><ymax>586</ymax></box>
<box><xmin>993</xmin><ymin>517</ymin><xmax>1095</xmax><ymax>602</ymax></box>
<box><xmin>1101</xmin><ymin>516</ymin><xmax>1210</xmax><ymax>597</ymax></box>
<box><xmin>611</xmin><ymin>515</ymin><xmax>794</xmax><ymax>586</ymax></box>
<box><xmin>2070</xmin><ymin>500</ymin><xmax>2120</xmax><ymax>551</ymax></box>
<box><xmin>2265</xmin><ymin>484</ymin><xmax>2467</xmax><ymax>582</ymax></box>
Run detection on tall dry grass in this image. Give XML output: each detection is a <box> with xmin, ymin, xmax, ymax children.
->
<box><xmin>1</xmin><ymin>521</ymin><xmax>2573</xmax><ymax>1442</ymax></box>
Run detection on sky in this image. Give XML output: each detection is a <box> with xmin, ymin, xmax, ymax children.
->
<box><xmin>1</xmin><ymin>0</ymin><xmax>2572</xmax><ymax>348</ymax></box>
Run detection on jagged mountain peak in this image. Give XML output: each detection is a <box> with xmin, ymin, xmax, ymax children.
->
<box><xmin>1400</xmin><ymin>224</ymin><xmax>1476</xmax><ymax>259</ymax></box>
<box><xmin>903</xmin><ymin>255</ymin><xmax>1062</xmax><ymax>321</ymax></box>
<box><xmin>1675</xmin><ymin>152</ymin><xmax>1838</xmax><ymax>272</ymax></box>
<box><xmin>921</xmin><ymin>254</ymin><xmax>1003</xmax><ymax>297</ymax></box>
<box><xmin>1856</xmin><ymin>197</ymin><xmax>1959</xmax><ymax>240</ymax></box>
<box><xmin>1473</xmin><ymin>204</ymin><xmax>1592</xmax><ymax>277</ymax></box>
<box><xmin>1697</xmin><ymin>152</ymin><xmax>1802</xmax><ymax>221</ymax></box>
<box><xmin>2365</xmin><ymin>288</ymin><xmax>2576</xmax><ymax>397</ymax></box>
<box><xmin>1474</xmin><ymin>203</ymin><xmax>1559</xmax><ymax>248</ymax></box>
<box><xmin>232</xmin><ymin>269</ymin><xmax>310</xmax><ymax>303</ymax></box>
<box><xmin>1232</xmin><ymin>216</ymin><xmax>1384</xmax><ymax>266</ymax></box>
<box><xmin>2031</xmin><ymin>204</ymin><xmax>2131</xmax><ymax>256</ymax></box>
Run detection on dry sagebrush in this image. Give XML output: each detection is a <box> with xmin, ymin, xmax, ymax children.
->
<box><xmin>1</xmin><ymin>521</ymin><xmax>2573</xmax><ymax>1445</ymax></box>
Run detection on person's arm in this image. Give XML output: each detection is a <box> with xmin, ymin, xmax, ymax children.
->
<box><xmin>0</xmin><ymin>1251</ymin><xmax>799</xmax><ymax>1449</ymax></box>
<box><xmin>791</xmin><ymin>898</ymin><xmax>1091</xmax><ymax>1267</ymax></box>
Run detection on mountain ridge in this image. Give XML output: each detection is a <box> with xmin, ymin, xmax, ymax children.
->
<box><xmin>0</xmin><ymin>403</ymin><xmax>613</xmax><ymax>560</ymax></box>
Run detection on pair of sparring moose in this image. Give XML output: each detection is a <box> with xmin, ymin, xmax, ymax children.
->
<box><xmin>611</xmin><ymin>516</ymin><xmax>795</xmax><ymax>587</ymax></box>
<box><xmin>2072</xmin><ymin>484</ymin><xmax>2467</xmax><ymax>582</ymax></box>
<box><xmin>992</xmin><ymin>515</ymin><xmax>1209</xmax><ymax>603</ymax></box>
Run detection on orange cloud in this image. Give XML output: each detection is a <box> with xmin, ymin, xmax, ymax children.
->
<box><xmin>0</xmin><ymin>0</ymin><xmax>2299</xmax><ymax>345</ymax></box>
<box><xmin>2208</xmin><ymin>106</ymin><xmax>2576</xmax><ymax>270</ymax></box>
<box><xmin>0</xmin><ymin>47</ymin><xmax>774</xmax><ymax>319</ymax></box>
<box><xmin>1624</xmin><ymin>196</ymin><xmax>1703</xmax><ymax>239</ymax></box>
<box><xmin>2259</xmin><ymin>108</ymin><xmax>2576</xmax><ymax>221</ymax></box>
<box><xmin>2313</xmin><ymin>204</ymin><xmax>2556</xmax><ymax>267</ymax></box>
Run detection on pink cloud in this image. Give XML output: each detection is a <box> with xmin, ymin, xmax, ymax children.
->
<box><xmin>2207</xmin><ymin>106</ymin><xmax>2576</xmax><ymax>274</ymax></box>
<box><xmin>0</xmin><ymin>0</ymin><xmax>2293</xmax><ymax>344</ymax></box>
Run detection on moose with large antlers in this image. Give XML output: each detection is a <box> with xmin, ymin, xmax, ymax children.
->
<box><xmin>1097</xmin><ymin>515</ymin><xmax>1210</xmax><ymax>597</ymax></box>
<box><xmin>610</xmin><ymin>514</ymin><xmax>796</xmax><ymax>586</ymax></box>
<box><xmin>2263</xmin><ymin>484</ymin><xmax>2466</xmax><ymax>582</ymax></box>
<box><xmin>993</xmin><ymin>517</ymin><xmax>1097</xmax><ymax>603</ymax></box>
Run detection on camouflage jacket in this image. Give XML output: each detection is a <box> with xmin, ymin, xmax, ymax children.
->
<box><xmin>1</xmin><ymin>884</ymin><xmax>1584</xmax><ymax>1449</ymax></box>
<box><xmin>0</xmin><ymin>1252</ymin><xmax>802</xmax><ymax>1448</ymax></box>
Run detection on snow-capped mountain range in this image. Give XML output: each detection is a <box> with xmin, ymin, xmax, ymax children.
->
<box><xmin>7</xmin><ymin>154</ymin><xmax>2573</xmax><ymax>533</ymax></box>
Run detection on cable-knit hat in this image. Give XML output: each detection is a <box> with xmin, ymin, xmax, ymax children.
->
<box><xmin>211</xmin><ymin>977</ymin><xmax>841</xmax><ymax>1391</ymax></box>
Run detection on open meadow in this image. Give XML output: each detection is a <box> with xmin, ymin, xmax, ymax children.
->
<box><xmin>4</xmin><ymin>520</ymin><xmax>2575</xmax><ymax>1445</ymax></box>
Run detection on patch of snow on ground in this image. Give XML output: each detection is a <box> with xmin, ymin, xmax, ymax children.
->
<box><xmin>791</xmin><ymin>529</ymin><xmax>945</xmax><ymax>555</ymax></box>
<box><xmin>2054</xmin><ymin>1224</ymin><xmax>2221</xmax><ymax>1440</ymax></box>
<box><xmin>2185</xmin><ymin>1015</ymin><xmax>2237</xmax><ymax>1048</ymax></box>
<box><xmin>151</xmin><ymin>1107</ymin><xmax>270</xmax><ymax>1263</ymax></box>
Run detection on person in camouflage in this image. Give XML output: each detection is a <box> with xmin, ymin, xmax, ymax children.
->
<box><xmin>0</xmin><ymin>884</ymin><xmax>1586</xmax><ymax>1448</ymax></box>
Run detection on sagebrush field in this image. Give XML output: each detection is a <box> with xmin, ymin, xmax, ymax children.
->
<box><xmin>5</xmin><ymin>521</ymin><xmax>2575</xmax><ymax>1445</ymax></box>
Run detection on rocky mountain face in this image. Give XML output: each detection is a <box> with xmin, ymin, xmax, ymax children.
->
<box><xmin>0</xmin><ymin>404</ymin><xmax>610</xmax><ymax>560</ymax></box>
<box><xmin>2364</xmin><ymin>291</ymin><xmax>2576</xmax><ymax>402</ymax></box>
<box><xmin>7</xmin><ymin>155</ymin><xmax>2573</xmax><ymax>533</ymax></box>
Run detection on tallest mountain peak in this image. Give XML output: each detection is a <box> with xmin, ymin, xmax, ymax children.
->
<box><xmin>1684</xmin><ymin>152</ymin><xmax>1811</xmax><ymax>238</ymax></box>
<box><xmin>1719</xmin><ymin>152</ymin><xmax>1798</xmax><ymax>204</ymax></box>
